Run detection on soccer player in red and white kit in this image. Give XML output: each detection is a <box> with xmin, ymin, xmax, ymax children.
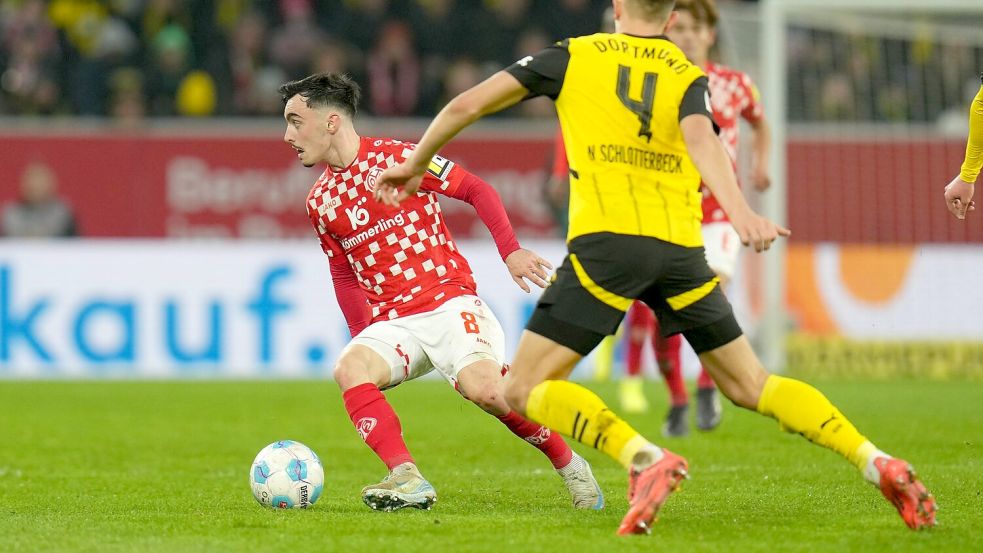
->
<box><xmin>279</xmin><ymin>73</ymin><xmax>604</xmax><ymax>512</ymax></box>
<box><xmin>618</xmin><ymin>0</ymin><xmax>773</xmax><ymax>435</ymax></box>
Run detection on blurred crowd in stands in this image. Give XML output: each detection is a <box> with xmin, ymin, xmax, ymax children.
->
<box><xmin>786</xmin><ymin>26</ymin><xmax>983</xmax><ymax>124</ymax></box>
<box><xmin>0</xmin><ymin>0</ymin><xmax>761</xmax><ymax>122</ymax></box>
<box><xmin>0</xmin><ymin>0</ymin><xmax>978</xmax><ymax>124</ymax></box>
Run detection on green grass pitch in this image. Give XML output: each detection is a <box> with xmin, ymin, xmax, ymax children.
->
<box><xmin>1</xmin><ymin>379</ymin><xmax>980</xmax><ymax>552</ymax></box>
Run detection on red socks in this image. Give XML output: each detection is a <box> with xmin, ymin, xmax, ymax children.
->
<box><xmin>497</xmin><ymin>411</ymin><xmax>573</xmax><ymax>469</ymax></box>
<box><xmin>655</xmin><ymin>331</ymin><xmax>689</xmax><ymax>407</ymax></box>
<box><xmin>626</xmin><ymin>301</ymin><xmax>654</xmax><ymax>377</ymax></box>
<box><xmin>697</xmin><ymin>366</ymin><xmax>716</xmax><ymax>390</ymax></box>
<box><xmin>342</xmin><ymin>383</ymin><xmax>414</xmax><ymax>470</ymax></box>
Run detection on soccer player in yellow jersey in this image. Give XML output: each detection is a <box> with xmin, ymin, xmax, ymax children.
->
<box><xmin>944</xmin><ymin>73</ymin><xmax>983</xmax><ymax>219</ymax></box>
<box><xmin>376</xmin><ymin>0</ymin><xmax>936</xmax><ymax>534</ymax></box>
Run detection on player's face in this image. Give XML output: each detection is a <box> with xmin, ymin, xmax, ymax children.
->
<box><xmin>666</xmin><ymin>10</ymin><xmax>713</xmax><ymax>65</ymax></box>
<box><xmin>283</xmin><ymin>95</ymin><xmax>331</xmax><ymax>168</ymax></box>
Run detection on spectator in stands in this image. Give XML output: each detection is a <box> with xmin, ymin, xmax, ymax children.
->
<box><xmin>438</xmin><ymin>57</ymin><xmax>483</xmax><ymax>110</ymax></box>
<box><xmin>365</xmin><ymin>21</ymin><xmax>420</xmax><ymax>116</ymax></box>
<box><xmin>145</xmin><ymin>24</ymin><xmax>194</xmax><ymax>115</ymax></box>
<box><xmin>0</xmin><ymin>0</ymin><xmax>61</xmax><ymax>114</ymax></box>
<box><xmin>539</xmin><ymin>0</ymin><xmax>605</xmax><ymax>41</ymax></box>
<box><xmin>108</xmin><ymin>67</ymin><xmax>147</xmax><ymax>128</ymax></box>
<box><xmin>472</xmin><ymin>0</ymin><xmax>533</xmax><ymax>69</ymax></box>
<box><xmin>224</xmin><ymin>11</ymin><xmax>271</xmax><ymax>115</ymax></box>
<box><xmin>268</xmin><ymin>0</ymin><xmax>327</xmax><ymax>79</ymax></box>
<box><xmin>2</xmin><ymin>162</ymin><xmax>77</xmax><ymax>238</ymax></box>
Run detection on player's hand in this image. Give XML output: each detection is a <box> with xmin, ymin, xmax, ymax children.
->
<box><xmin>751</xmin><ymin>163</ymin><xmax>771</xmax><ymax>192</ymax></box>
<box><xmin>730</xmin><ymin>208</ymin><xmax>791</xmax><ymax>252</ymax></box>
<box><xmin>944</xmin><ymin>176</ymin><xmax>976</xmax><ymax>220</ymax></box>
<box><xmin>374</xmin><ymin>162</ymin><xmax>425</xmax><ymax>207</ymax></box>
<box><xmin>504</xmin><ymin>248</ymin><xmax>553</xmax><ymax>293</ymax></box>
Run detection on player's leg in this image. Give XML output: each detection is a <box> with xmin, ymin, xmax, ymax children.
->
<box><xmin>508</xmin><ymin>238</ymin><xmax>692</xmax><ymax>535</ymax></box>
<box><xmin>593</xmin><ymin>331</ymin><xmax>619</xmax><ymax>382</ymax></box>
<box><xmin>337</xmin><ymin>326</ymin><xmax>437</xmax><ymax>511</ymax></box>
<box><xmin>422</xmin><ymin>295</ymin><xmax>604</xmax><ymax>510</ymax></box>
<box><xmin>507</xmin><ymin>325</ymin><xmax>688</xmax><ymax>535</ymax></box>
<box><xmin>620</xmin><ymin>301</ymin><xmax>651</xmax><ymax>414</ymax></box>
<box><xmin>694</xmin><ymin>221</ymin><xmax>741</xmax><ymax>431</ymax></box>
<box><xmin>454</xmin><ymin>358</ymin><xmax>604</xmax><ymax>510</ymax></box>
<box><xmin>651</xmin><ymin>316</ymin><xmax>688</xmax><ymax>437</ymax></box>
<box><xmin>685</xmin><ymin>306</ymin><xmax>936</xmax><ymax>529</ymax></box>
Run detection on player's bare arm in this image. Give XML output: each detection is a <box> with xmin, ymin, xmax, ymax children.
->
<box><xmin>374</xmin><ymin>72</ymin><xmax>527</xmax><ymax>206</ymax></box>
<box><xmin>680</xmin><ymin>113</ymin><xmax>789</xmax><ymax>251</ymax></box>
<box><xmin>750</xmin><ymin>116</ymin><xmax>772</xmax><ymax>192</ymax></box>
<box><xmin>946</xmin><ymin>81</ymin><xmax>983</xmax><ymax>220</ymax></box>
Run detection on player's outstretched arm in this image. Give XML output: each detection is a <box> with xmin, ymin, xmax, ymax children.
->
<box><xmin>945</xmin><ymin>82</ymin><xmax>983</xmax><ymax>220</ymax></box>
<box><xmin>374</xmin><ymin>72</ymin><xmax>528</xmax><ymax>206</ymax></box>
<box><xmin>681</xmin><ymin>114</ymin><xmax>790</xmax><ymax>252</ymax></box>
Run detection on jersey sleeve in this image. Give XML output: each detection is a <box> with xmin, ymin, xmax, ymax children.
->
<box><xmin>959</xmin><ymin>78</ymin><xmax>983</xmax><ymax>183</ymax></box>
<box><xmin>418</xmin><ymin>153</ymin><xmax>465</xmax><ymax>195</ymax></box>
<box><xmin>679</xmin><ymin>76</ymin><xmax>714</xmax><ymax>122</ymax></box>
<box><xmin>504</xmin><ymin>40</ymin><xmax>570</xmax><ymax>100</ymax></box>
<box><xmin>739</xmin><ymin>72</ymin><xmax>765</xmax><ymax>124</ymax></box>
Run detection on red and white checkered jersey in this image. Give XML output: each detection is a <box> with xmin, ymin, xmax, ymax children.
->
<box><xmin>307</xmin><ymin>136</ymin><xmax>477</xmax><ymax>322</ymax></box>
<box><xmin>702</xmin><ymin>62</ymin><xmax>764</xmax><ymax>223</ymax></box>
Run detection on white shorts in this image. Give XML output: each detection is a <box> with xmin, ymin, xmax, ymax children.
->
<box><xmin>701</xmin><ymin>222</ymin><xmax>741</xmax><ymax>279</ymax></box>
<box><xmin>347</xmin><ymin>295</ymin><xmax>506</xmax><ymax>390</ymax></box>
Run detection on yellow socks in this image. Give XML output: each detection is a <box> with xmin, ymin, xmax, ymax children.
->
<box><xmin>593</xmin><ymin>334</ymin><xmax>618</xmax><ymax>381</ymax></box>
<box><xmin>756</xmin><ymin>375</ymin><xmax>879</xmax><ymax>472</ymax></box>
<box><xmin>526</xmin><ymin>379</ymin><xmax>657</xmax><ymax>469</ymax></box>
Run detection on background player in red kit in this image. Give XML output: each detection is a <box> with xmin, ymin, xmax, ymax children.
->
<box><xmin>622</xmin><ymin>0</ymin><xmax>774</xmax><ymax>435</ymax></box>
<box><xmin>279</xmin><ymin>73</ymin><xmax>604</xmax><ymax>512</ymax></box>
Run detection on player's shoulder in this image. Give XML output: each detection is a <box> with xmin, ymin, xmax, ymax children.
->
<box><xmin>364</xmin><ymin>136</ymin><xmax>416</xmax><ymax>154</ymax></box>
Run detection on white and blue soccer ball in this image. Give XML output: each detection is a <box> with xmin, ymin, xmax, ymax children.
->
<box><xmin>250</xmin><ymin>440</ymin><xmax>324</xmax><ymax>509</ymax></box>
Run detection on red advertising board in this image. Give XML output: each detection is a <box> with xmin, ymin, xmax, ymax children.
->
<box><xmin>0</xmin><ymin>128</ymin><xmax>557</xmax><ymax>240</ymax></box>
<box><xmin>0</xmin><ymin>126</ymin><xmax>977</xmax><ymax>242</ymax></box>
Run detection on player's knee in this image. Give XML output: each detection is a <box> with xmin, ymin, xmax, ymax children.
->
<box><xmin>467</xmin><ymin>385</ymin><xmax>504</xmax><ymax>413</ymax></box>
<box><xmin>504</xmin><ymin>378</ymin><xmax>530</xmax><ymax>415</ymax></box>
<box><xmin>332</xmin><ymin>355</ymin><xmax>372</xmax><ymax>391</ymax></box>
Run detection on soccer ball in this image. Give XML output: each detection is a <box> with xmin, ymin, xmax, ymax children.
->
<box><xmin>249</xmin><ymin>440</ymin><xmax>324</xmax><ymax>509</ymax></box>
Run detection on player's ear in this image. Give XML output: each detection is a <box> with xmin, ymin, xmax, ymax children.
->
<box><xmin>664</xmin><ymin>10</ymin><xmax>679</xmax><ymax>33</ymax></box>
<box><xmin>708</xmin><ymin>26</ymin><xmax>718</xmax><ymax>46</ymax></box>
<box><xmin>612</xmin><ymin>0</ymin><xmax>622</xmax><ymax>24</ymax></box>
<box><xmin>326</xmin><ymin>113</ymin><xmax>339</xmax><ymax>134</ymax></box>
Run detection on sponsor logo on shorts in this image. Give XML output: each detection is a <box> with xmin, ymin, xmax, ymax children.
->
<box><xmin>356</xmin><ymin>417</ymin><xmax>378</xmax><ymax>440</ymax></box>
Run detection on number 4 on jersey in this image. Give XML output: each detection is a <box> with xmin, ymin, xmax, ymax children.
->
<box><xmin>617</xmin><ymin>65</ymin><xmax>658</xmax><ymax>143</ymax></box>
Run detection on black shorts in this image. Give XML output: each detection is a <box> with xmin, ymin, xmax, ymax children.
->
<box><xmin>526</xmin><ymin>232</ymin><xmax>740</xmax><ymax>355</ymax></box>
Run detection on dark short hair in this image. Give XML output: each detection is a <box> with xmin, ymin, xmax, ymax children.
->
<box><xmin>277</xmin><ymin>73</ymin><xmax>361</xmax><ymax>117</ymax></box>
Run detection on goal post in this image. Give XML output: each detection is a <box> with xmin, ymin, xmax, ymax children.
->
<box><xmin>751</xmin><ymin>0</ymin><xmax>983</xmax><ymax>373</ymax></box>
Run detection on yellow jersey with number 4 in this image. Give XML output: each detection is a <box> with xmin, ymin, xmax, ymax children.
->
<box><xmin>507</xmin><ymin>33</ymin><xmax>714</xmax><ymax>247</ymax></box>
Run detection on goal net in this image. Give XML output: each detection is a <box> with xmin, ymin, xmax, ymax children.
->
<box><xmin>717</xmin><ymin>0</ymin><xmax>983</xmax><ymax>377</ymax></box>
